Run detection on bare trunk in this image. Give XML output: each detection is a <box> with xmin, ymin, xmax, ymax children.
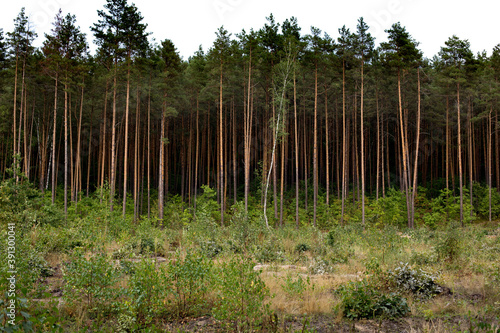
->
<box><xmin>123</xmin><ymin>59</ymin><xmax>131</xmax><ymax>218</ymax></box>
<box><xmin>457</xmin><ymin>82</ymin><xmax>464</xmax><ymax>226</ymax></box>
<box><xmin>410</xmin><ymin>68</ymin><xmax>422</xmax><ymax>229</ymax></box>
<box><xmin>360</xmin><ymin>60</ymin><xmax>365</xmax><ymax>227</ymax></box>
<box><xmin>340</xmin><ymin>60</ymin><xmax>346</xmax><ymax>225</ymax></box>
<box><xmin>294</xmin><ymin>70</ymin><xmax>299</xmax><ymax>228</ymax></box>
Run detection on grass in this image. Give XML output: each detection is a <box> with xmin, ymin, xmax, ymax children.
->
<box><xmin>1</xmin><ymin>182</ymin><xmax>500</xmax><ymax>331</ymax></box>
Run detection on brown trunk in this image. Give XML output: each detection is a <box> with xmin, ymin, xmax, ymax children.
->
<box><xmin>123</xmin><ymin>58</ymin><xmax>131</xmax><ymax>218</ymax></box>
<box><xmin>110</xmin><ymin>61</ymin><xmax>117</xmax><ymax>212</ymax></box>
<box><xmin>294</xmin><ymin>70</ymin><xmax>299</xmax><ymax>228</ymax></box>
<box><xmin>457</xmin><ymin>82</ymin><xmax>464</xmax><ymax>226</ymax></box>
<box><xmin>340</xmin><ymin>60</ymin><xmax>347</xmax><ymax>225</ymax></box>
<box><xmin>410</xmin><ymin>68</ymin><xmax>422</xmax><ymax>229</ymax></box>
<box><xmin>219</xmin><ymin>60</ymin><xmax>224</xmax><ymax>225</ymax></box>
<box><xmin>133</xmin><ymin>85</ymin><xmax>140</xmax><ymax>221</ymax></box>
<box><xmin>64</xmin><ymin>80</ymin><xmax>68</xmax><ymax>218</ymax></box>
<box><xmin>360</xmin><ymin>60</ymin><xmax>365</xmax><ymax>226</ymax></box>
<box><xmin>313</xmin><ymin>63</ymin><xmax>318</xmax><ymax>227</ymax></box>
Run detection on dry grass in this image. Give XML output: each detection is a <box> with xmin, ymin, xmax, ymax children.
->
<box><xmin>261</xmin><ymin>272</ymin><xmax>336</xmax><ymax>315</ymax></box>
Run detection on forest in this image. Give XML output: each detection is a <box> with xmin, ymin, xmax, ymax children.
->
<box><xmin>0</xmin><ymin>0</ymin><xmax>500</xmax><ymax>332</ymax></box>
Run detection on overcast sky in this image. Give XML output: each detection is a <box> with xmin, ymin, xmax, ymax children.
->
<box><xmin>1</xmin><ymin>0</ymin><xmax>498</xmax><ymax>61</ymax></box>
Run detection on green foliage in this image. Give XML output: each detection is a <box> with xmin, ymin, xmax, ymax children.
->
<box><xmin>227</xmin><ymin>201</ymin><xmax>261</xmax><ymax>254</ymax></box>
<box><xmin>295</xmin><ymin>243</ymin><xmax>311</xmax><ymax>253</ymax></box>
<box><xmin>308</xmin><ymin>257</ymin><xmax>334</xmax><ymax>275</ymax></box>
<box><xmin>335</xmin><ymin>279</ymin><xmax>409</xmax><ymax>320</ymax></box>
<box><xmin>435</xmin><ymin>225</ymin><xmax>462</xmax><ymax>261</ymax></box>
<box><xmin>128</xmin><ymin>259</ymin><xmax>165</xmax><ymax>326</ymax></box>
<box><xmin>429</xmin><ymin>188</ymin><xmax>476</xmax><ymax>224</ymax></box>
<box><xmin>387</xmin><ymin>262</ymin><xmax>442</xmax><ymax>298</ymax></box>
<box><xmin>213</xmin><ymin>256</ymin><xmax>270</xmax><ymax>330</ymax></box>
<box><xmin>281</xmin><ymin>273</ymin><xmax>310</xmax><ymax>299</ymax></box>
<box><xmin>472</xmin><ymin>183</ymin><xmax>500</xmax><ymax>220</ymax></box>
<box><xmin>255</xmin><ymin>236</ymin><xmax>285</xmax><ymax>263</ymax></box>
<box><xmin>368</xmin><ymin>189</ymin><xmax>407</xmax><ymax>227</ymax></box>
<box><xmin>62</xmin><ymin>251</ymin><xmax>119</xmax><ymax>319</ymax></box>
<box><xmin>166</xmin><ymin>251</ymin><xmax>213</xmax><ymax>318</ymax></box>
<box><xmin>409</xmin><ymin>251</ymin><xmax>437</xmax><ymax>265</ymax></box>
<box><xmin>0</xmin><ymin>169</ymin><xmax>63</xmax><ymax>230</ymax></box>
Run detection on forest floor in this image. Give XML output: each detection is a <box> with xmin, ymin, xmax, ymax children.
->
<box><xmin>16</xmin><ymin>214</ymin><xmax>500</xmax><ymax>332</ymax></box>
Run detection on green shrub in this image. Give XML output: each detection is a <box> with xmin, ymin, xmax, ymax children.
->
<box><xmin>308</xmin><ymin>258</ymin><xmax>333</xmax><ymax>275</ymax></box>
<box><xmin>388</xmin><ymin>262</ymin><xmax>441</xmax><ymax>298</ymax></box>
<box><xmin>335</xmin><ymin>279</ymin><xmax>409</xmax><ymax>320</ymax></box>
<box><xmin>255</xmin><ymin>237</ymin><xmax>285</xmax><ymax>263</ymax></box>
<box><xmin>166</xmin><ymin>251</ymin><xmax>213</xmax><ymax>318</ymax></box>
<box><xmin>281</xmin><ymin>273</ymin><xmax>310</xmax><ymax>299</ymax></box>
<box><xmin>409</xmin><ymin>251</ymin><xmax>437</xmax><ymax>265</ymax></box>
<box><xmin>63</xmin><ymin>251</ymin><xmax>119</xmax><ymax>320</ymax></box>
<box><xmin>128</xmin><ymin>259</ymin><xmax>166</xmax><ymax>326</ymax></box>
<box><xmin>213</xmin><ymin>256</ymin><xmax>270</xmax><ymax>330</ymax></box>
<box><xmin>200</xmin><ymin>240</ymin><xmax>224</xmax><ymax>258</ymax></box>
<box><xmin>435</xmin><ymin>226</ymin><xmax>462</xmax><ymax>261</ymax></box>
<box><xmin>295</xmin><ymin>243</ymin><xmax>310</xmax><ymax>253</ymax></box>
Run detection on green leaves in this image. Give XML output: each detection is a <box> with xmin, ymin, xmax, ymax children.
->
<box><xmin>212</xmin><ymin>256</ymin><xmax>270</xmax><ymax>330</ymax></box>
<box><xmin>381</xmin><ymin>22</ymin><xmax>422</xmax><ymax>69</ymax></box>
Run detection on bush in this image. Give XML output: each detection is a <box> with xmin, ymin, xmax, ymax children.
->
<box><xmin>435</xmin><ymin>226</ymin><xmax>462</xmax><ymax>261</ymax></box>
<box><xmin>388</xmin><ymin>262</ymin><xmax>441</xmax><ymax>298</ymax></box>
<box><xmin>166</xmin><ymin>251</ymin><xmax>213</xmax><ymax>318</ymax></box>
<box><xmin>308</xmin><ymin>258</ymin><xmax>333</xmax><ymax>275</ymax></box>
<box><xmin>295</xmin><ymin>243</ymin><xmax>310</xmax><ymax>253</ymax></box>
<box><xmin>281</xmin><ymin>273</ymin><xmax>310</xmax><ymax>299</ymax></box>
<box><xmin>213</xmin><ymin>256</ymin><xmax>270</xmax><ymax>330</ymax></box>
<box><xmin>63</xmin><ymin>251</ymin><xmax>119</xmax><ymax>320</ymax></box>
<box><xmin>128</xmin><ymin>259</ymin><xmax>166</xmax><ymax>326</ymax></box>
<box><xmin>335</xmin><ymin>279</ymin><xmax>409</xmax><ymax>320</ymax></box>
<box><xmin>255</xmin><ymin>237</ymin><xmax>285</xmax><ymax>263</ymax></box>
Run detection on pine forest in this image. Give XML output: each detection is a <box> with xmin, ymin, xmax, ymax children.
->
<box><xmin>1</xmin><ymin>1</ymin><xmax>500</xmax><ymax>332</ymax></box>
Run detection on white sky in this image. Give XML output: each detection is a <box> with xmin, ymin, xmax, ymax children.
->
<box><xmin>1</xmin><ymin>0</ymin><xmax>498</xmax><ymax>61</ymax></box>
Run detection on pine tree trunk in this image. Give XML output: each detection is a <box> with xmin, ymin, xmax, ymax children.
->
<box><xmin>457</xmin><ymin>82</ymin><xmax>464</xmax><ymax>226</ymax></box>
<box><xmin>397</xmin><ymin>70</ymin><xmax>411</xmax><ymax>228</ymax></box>
<box><xmin>64</xmin><ymin>80</ymin><xmax>68</xmax><ymax>218</ymax></box>
<box><xmin>488</xmin><ymin>106</ymin><xmax>492</xmax><ymax>222</ymax></box>
<box><xmin>313</xmin><ymin>63</ymin><xmax>318</xmax><ymax>227</ymax></box>
<box><xmin>294</xmin><ymin>70</ymin><xmax>299</xmax><ymax>228</ymax></box>
<box><xmin>13</xmin><ymin>54</ymin><xmax>19</xmax><ymax>179</ymax></box>
<box><xmin>340</xmin><ymin>60</ymin><xmax>346</xmax><ymax>225</ymax></box>
<box><xmin>219</xmin><ymin>60</ymin><xmax>224</xmax><ymax>226</ymax></box>
<box><xmin>411</xmin><ymin>68</ymin><xmax>422</xmax><ymax>229</ymax></box>
<box><xmin>232</xmin><ymin>99</ymin><xmax>237</xmax><ymax>205</ymax></box>
<box><xmin>52</xmin><ymin>72</ymin><xmax>58</xmax><ymax>204</ymax></box>
<box><xmin>75</xmin><ymin>84</ymin><xmax>84</xmax><ymax>206</ymax></box>
<box><xmin>147</xmin><ymin>77</ymin><xmax>151</xmax><ymax>219</ymax></box>
<box><xmin>468</xmin><ymin>100</ymin><xmax>473</xmax><ymax>219</ymax></box>
<box><xmin>123</xmin><ymin>59</ymin><xmax>131</xmax><ymax>218</ymax></box>
<box><xmin>110</xmin><ymin>61</ymin><xmax>118</xmax><ymax>212</ymax></box>
<box><xmin>376</xmin><ymin>88</ymin><xmax>380</xmax><ymax>200</ymax></box>
<box><xmin>360</xmin><ymin>60</ymin><xmax>365</xmax><ymax>227</ymax></box>
<box><xmin>325</xmin><ymin>85</ymin><xmax>330</xmax><ymax>207</ymax></box>
<box><xmin>158</xmin><ymin>101</ymin><xmax>166</xmax><ymax>225</ymax></box>
<box><xmin>134</xmin><ymin>85</ymin><xmax>140</xmax><ymax>221</ymax></box>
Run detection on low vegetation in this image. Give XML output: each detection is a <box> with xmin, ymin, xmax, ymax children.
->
<box><xmin>1</xmin><ymin>173</ymin><xmax>500</xmax><ymax>332</ymax></box>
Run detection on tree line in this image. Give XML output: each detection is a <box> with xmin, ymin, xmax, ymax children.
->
<box><xmin>1</xmin><ymin>1</ymin><xmax>499</xmax><ymax>228</ymax></box>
